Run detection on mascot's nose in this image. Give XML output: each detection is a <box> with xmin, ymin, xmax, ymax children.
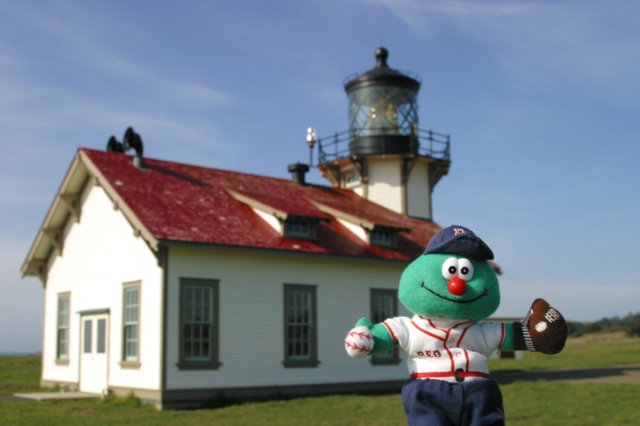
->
<box><xmin>447</xmin><ymin>277</ymin><xmax>467</xmax><ymax>296</ymax></box>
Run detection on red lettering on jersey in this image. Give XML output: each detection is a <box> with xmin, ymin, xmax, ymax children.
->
<box><xmin>416</xmin><ymin>349</ymin><xmax>442</xmax><ymax>358</ymax></box>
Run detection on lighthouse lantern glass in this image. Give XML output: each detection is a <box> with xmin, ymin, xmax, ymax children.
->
<box><xmin>348</xmin><ymin>85</ymin><xmax>418</xmax><ymax>139</ymax></box>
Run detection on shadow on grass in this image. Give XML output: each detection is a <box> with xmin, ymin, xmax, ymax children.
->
<box><xmin>493</xmin><ymin>364</ymin><xmax>640</xmax><ymax>384</ymax></box>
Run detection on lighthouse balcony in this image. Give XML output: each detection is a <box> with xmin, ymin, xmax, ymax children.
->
<box><xmin>317</xmin><ymin>128</ymin><xmax>450</xmax><ymax>165</ymax></box>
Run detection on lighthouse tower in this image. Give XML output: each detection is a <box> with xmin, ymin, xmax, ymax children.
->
<box><xmin>315</xmin><ymin>47</ymin><xmax>450</xmax><ymax>220</ymax></box>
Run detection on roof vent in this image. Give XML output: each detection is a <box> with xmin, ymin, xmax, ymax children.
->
<box><xmin>106</xmin><ymin>127</ymin><xmax>146</xmax><ymax>169</ymax></box>
<box><xmin>287</xmin><ymin>162</ymin><xmax>309</xmax><ymax>185</ymax></box>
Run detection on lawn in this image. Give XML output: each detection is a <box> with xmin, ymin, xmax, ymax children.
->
<box><xmin>0</xmin><ymin>355</ymin><xmax>42</xmax><ymax>397</ymax></box>
<box><xmin>1</xmin><ymin>333</ymin><xmax>639</xmax><ymax>425</ymax></box>
<box><xmin>489</xmin><ymin>330</ymin><xmax>640</xmax><ymax>372</ymax></box>
<box><xmin>2</xmin><ymin>383</ymin><xmax>639</xmax><ymax>425</ymax></box>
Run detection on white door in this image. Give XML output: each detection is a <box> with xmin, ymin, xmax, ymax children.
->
<box><xmin>79</xmin><ymin>314</ymin><xmax>109</xmax><ymax>394</ymax></box>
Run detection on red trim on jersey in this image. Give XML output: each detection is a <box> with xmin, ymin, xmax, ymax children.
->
<box><xmin>452</xmin><ymin>320</ymin><xmax>473</xmax><ymax>329</ymax></box>
<box><xmin>411</xmin><ymin>320</ymin><xmax>446</xmax><ymax>341</ymax></box>
<box><xmin>427</xmin><ymin>319</ymin><xmax>443</xmax><ymax>330</ymax></box>
<box><xmin>427</xmin><ymin>319</ymin><xmax>473</xmax><ymax>331</ymax></box>
<box><xmin>499</xmin><ymin>323</ymin><xmax>505</xmax><ymax>348</ymax></box>
<box><xmin>457</xmin><ymin>324</ymin><xmax>472</xmax><ymax>346</ymax></box>
<box><xmin>410</xmin><ymin>371</ymin><xmax>492</xmax><ymax>380</ymax></box>
<box><xmin>442</xmin><ymin>329</ymin><xmax>455</xmax><ymax>372</ymax></box>
<box><xmin>382</xmin><ymin>321</ymin><xmax>399</xmax><ymax>345</ymax></box>
<box><xmin>464</xmin><ymin>349</ymin><xmax>470</xmax><ymax>371</ymax></box>
<box><xmin>425</xmin><ymin>319</ymin><xmax>448</xmax><ymax>340</ymax></box>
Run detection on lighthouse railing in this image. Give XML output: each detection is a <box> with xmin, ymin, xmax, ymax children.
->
<box><xmin>316</xmin><ymin>128</ymin><xmax>450</xmax><ymax>166</ymax></box>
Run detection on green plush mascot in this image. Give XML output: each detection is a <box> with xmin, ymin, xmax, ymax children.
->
<box><xmin>344</xmin><ymin>225</ymin><xmax>567</xmax><ymax>426</ymax></box>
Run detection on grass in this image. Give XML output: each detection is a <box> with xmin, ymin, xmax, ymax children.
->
<box><xmin>0</xmin><ymin>355</ymin><xmax>43</xmax><ymax>397</ymax></box>
<box><xmin>1</xmin><ymin>333</ymin><xmax>639</xmax><ymax>425</ymax></box>
<box><xmin>489</xmin><ymin>330</ymin><xmax>640</xmax><ymax>372</ymax></box>
<box><xmin>2</xmin><ymin>384</ymin><xmax>639</xmax><ymax>425</ymax></box>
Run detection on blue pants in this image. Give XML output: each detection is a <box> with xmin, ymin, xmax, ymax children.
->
<box><xmin>401</xmin><ymin>378</ymin><xmax>505</xmax><ymax>426</ymax></box>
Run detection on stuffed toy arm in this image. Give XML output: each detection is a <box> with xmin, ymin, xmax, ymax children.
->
<box><xmin>509</xmin><ymin>299</ymin><xmax>568</xmax><ymax>354</ymax></box>
<box><xmin>344</xmin><ymin>317</ymin><xmax>397</xmax><ymax>358</ymax></box>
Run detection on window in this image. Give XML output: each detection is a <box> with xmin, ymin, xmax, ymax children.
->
<box><xmin>56</xmin><ymin>293</ymin><xmax>70</xmax><ymax>361</ymax></box>
<box><xmin>370</xmin><ymin>289</ymin><xmax>400</xmax><ymax>365</ymax></box>
<box><xmin>178</xmin><ymin>278</ymin><xmax>220</xmax><ymax>369</ymax></box>
<box><xmin>370</xmin><ymin>228</ymin><xmax>398</xmax><ymax>248</ymax></box>
<box><xmin>83</xmin><ymin>319</ymin><xmax>92</xmax><ymax>354</ymax></box>
<box><xmin>284</xmin><ymin>218</ymin><xmax>317</xmax><ymax>239</ymax></box>
<box><xmin>283</xmin><ymin>284</ymin><xmax>319</xmax><ymax>367</ymax></box>
<box><xmin>97</xmin><ymin>319</ymin><xmax>106</xmax><ymax>354</ymax></box>
<box><xmin>344</xmin><ymin>171</ymin><xmax>361</xmax><ymax>188</ymax></box>
<box><xmin>122</xmin><ymin>282</ymin><xmax>140</xmax><ymax>363</ymax></box>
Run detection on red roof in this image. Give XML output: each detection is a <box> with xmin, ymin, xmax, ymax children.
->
<box><xmin>82</xmin><ymin>149</ymin><xmax>441</xmax><ymax>262</ymax></box>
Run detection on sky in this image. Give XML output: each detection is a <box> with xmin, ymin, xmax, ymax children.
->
<box><xmin>1</xmin><ymin>0</ymin><xmax>638</xmax><ymax>353</ymax></box>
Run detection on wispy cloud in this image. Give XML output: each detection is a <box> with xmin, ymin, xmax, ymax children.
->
<box><xmin>361</xmin><ymin>0</ymin><xmax>530</xmax><ymax>33</ymax></box>
<box><xmin>0</xmin><ymin>4</ymin><xmax>241</xmax><ymax>191</ymax></box>
<box><xmin>360</xmin><ymin>0</ymin><xmax>640</xmax><ymax>100</ymax></box>
<box><xmin>2</xmin><ymin>2</ymin><xmax>237</xmax><ymax>108</ymax></box>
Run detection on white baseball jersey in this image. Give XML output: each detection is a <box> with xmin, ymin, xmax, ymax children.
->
<box><xmin>383</xmin><ymin>315</ymin><xmax>506</xmax><ymax>383</ymax></box>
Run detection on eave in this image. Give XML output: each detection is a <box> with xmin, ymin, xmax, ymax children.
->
<box><xmin>229</xmin><ymin>191</ymin><xmax>289</xmax><ymax>221</ymax></box>
<box><xmin>314</xmin><ymin>202</ymin><xmax>410</xmax><ymax>233</ymax></box>
<box><xmin>21</xmin><ymin>150</ymin><xmax>159</xmax><ymax>282</ymax></box>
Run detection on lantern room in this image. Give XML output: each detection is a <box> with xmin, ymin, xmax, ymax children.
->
<box><xmin>344</xmin><ymin>47</ymin><xmax>420</xmax><ymax>156</ymax></box>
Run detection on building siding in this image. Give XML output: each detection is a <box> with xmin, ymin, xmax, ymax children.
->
<box><xmin>42</xmin><ymin>184</ymin><xmax>163</xmax><ymax>392</ymax></box>
<box><xmin>165</xmin><ymin>246</ymin><xmax>410</xmax><ymax>390</ymax></box>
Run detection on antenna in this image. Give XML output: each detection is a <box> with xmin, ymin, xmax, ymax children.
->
<box><xmin>306</xmin><ymin>127</ymin><xmax>317</xmax><ymax>167</ymax></box>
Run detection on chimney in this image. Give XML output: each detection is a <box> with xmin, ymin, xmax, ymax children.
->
<box><xmin>287</xmin><ymin>162</ymin><xmax>310</xmax><ymax>185</ymax></box>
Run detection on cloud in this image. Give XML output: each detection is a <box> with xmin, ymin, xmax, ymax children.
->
<box><xmin>0</xmin><ymin>5</ymin><xmax>243</xmax><ymax>191</ymax></box>
<box><xmin>0</xmin><ymin>2</ymin><xmax>238</xmax><ymax>134</ymax></box>
<box><xmin>360</xmin><ymin>0</ymin><xmax>640</xmax><ymax>100</ymax></box>
<box><xmin>360</xmin><ymin>0</ymin><xmax>531</xmax><ymax>33</ymax></box>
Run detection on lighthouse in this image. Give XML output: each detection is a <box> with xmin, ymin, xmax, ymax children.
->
<box><xmin>313</xmin><ymin>47</ymin><xmax>450</xmax><ymax>220</ymax></box>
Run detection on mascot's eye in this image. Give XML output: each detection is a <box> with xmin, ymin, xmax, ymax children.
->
<box><xmin>442</xmin><ymin>257</ymin><xmax>458</xmax><ymax>280</ymax></box>
<box><xmin>457</xmin><ymin>258</ymin><xmax>474</xmax><ymax>280</ymax></box>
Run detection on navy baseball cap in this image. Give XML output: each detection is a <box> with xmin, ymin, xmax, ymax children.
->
<box><xmin>424</xmin><ymin>225</ymin><xmax>494</xmax><ymax>260</ymax></box>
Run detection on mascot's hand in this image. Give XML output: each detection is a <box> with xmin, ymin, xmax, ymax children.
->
<box><xmin>344</xmin><ymin>318</ymin><xmax>374</xmax><ymax>358</ymax></box>
<box><xmin>520</xmin><ymin>298</ymin><xmax>568</xmax><ymax>354</ymax></box>
<box><xmin>355</xmin><ymin>317</ymin><xmax>374</xmax><ymax>329</ymax></box>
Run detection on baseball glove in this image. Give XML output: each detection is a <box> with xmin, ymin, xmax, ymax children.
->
<box><xmin>514</xmin><ymin>298</ymin><xmax>568</xmax><ymax>354</ymax></box>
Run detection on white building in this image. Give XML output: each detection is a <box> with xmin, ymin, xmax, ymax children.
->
<box><xmin>21</xmin><ymin>47</ymin><xmax>453</xmax><ymax>409</ymax></box>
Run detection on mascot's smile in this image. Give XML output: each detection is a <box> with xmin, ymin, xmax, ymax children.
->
<box><xmin>420</xmin><ymin>282</ymin><xmax>487</xmax><ymax>304</ymax></box>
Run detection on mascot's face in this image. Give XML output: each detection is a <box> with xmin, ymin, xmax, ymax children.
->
<box><xmin>399</xmin><ymin>253</ymin><xmax>500</xmax><ymax>321</ymax></box>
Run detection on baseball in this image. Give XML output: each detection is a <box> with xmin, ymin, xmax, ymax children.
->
<box><xmin>535</xmin><ymin>321</ymin><xmax>548</xmax><ymax>333</ymax></box>
<box><xmin>344</xmin><ymin>326</ymin><xmax>374</xmax><ymax>358</ymax></box>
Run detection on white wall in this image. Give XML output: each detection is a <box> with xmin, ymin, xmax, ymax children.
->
<box><xmin>165</xmin><ymin>247</ymin><xmax>410</xmax><ymax>389</ymax></box>
<box><xmin>366</xmin><ymin>158</ymin><xmax>403</xmax><ymax>214</ymax></box>
<box><xmin>42</xmin><ymin>184</ymin><xmax>163</xmax><ymax>390</ymax></box>
<box><xmin>337</xmin><ymin>218</ymin><xmax>368</xmax><ymax>243</ymax></box>
<box><xmin>406</xmin><ymin>158</ymin><xmax>431</xmax><ymax>219</ymax></box>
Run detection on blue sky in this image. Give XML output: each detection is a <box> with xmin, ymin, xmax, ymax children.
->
<box><xmin>1</xmin><ymin>0</ymin><xmax>638</xmax><ymax>352</ymax></box>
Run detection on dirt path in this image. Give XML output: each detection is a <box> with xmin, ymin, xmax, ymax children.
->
<box><xmin>493</xmin><ymin>364</ymin><xmax>640</xmax><ymax>385</ymax></box>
